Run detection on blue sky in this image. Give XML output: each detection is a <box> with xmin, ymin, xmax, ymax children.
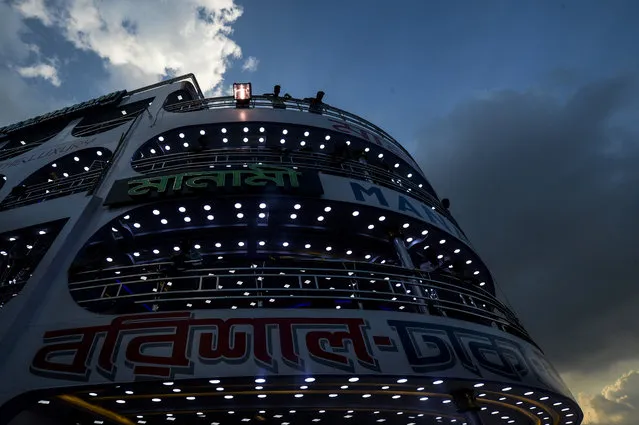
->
<box><xmin>228</xmin><ymin>0</ymin><xmax>639</xmax><ymax>153</ymax></box>
<box><xmin>2</xmin><ymin>1</ymin><xmax>639</xmax><ymax>423</ymax></box>
<box><xmin>7</xmin><ymin>0</ymin><xmax>639</xmax><ymax>153</ymax></box>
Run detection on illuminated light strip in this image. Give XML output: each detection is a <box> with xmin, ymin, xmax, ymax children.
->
<box><xmin>486</xmin><ymin>391</ymin><xmax>562</xmax><ymax>425</ymax></box>
<box><xmin>96</xmin><ymin>390</ymin><xmax>461</xmax><ymax>401</ymax></box>
<box><xmin>57</xmin><ymin>394</ymin><xmax>135</xmax><ymax>425</ymax></box>
<box><xmin>92</xmin><ymin>389</ymin><xmax>543</xmax><ymax>424</ymax></box>
<box><xmin>480</xmin><ymin>398</ymin><xmax>542</xmax><ymax>425</ymax></box>
<box><xmin>94</xmin><ymin>390</ymin><xmax>540</xmax><ymax>425</ymax></box>
<box><xmin>109</xmin><ymin>406</ymin><xmax>462</xmax><ymax>421</ymax></box>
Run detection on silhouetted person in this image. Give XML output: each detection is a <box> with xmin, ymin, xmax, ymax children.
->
<box><xmin>264</xmin><ymin>85</ymin><xmax>291</xmax><ymax>109</ymax></box>
<box><xmin>306</xmin><ymin>91</ymin><xmax>325</xmax><ymax>114</ymax></box>
<box><xmin>192</xmin><ymin>135</ymin><xmax>209</xmax><ymax>152</ymax></box>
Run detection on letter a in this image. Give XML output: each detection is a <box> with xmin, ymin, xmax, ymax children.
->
<box><xmin>398</xmin><ymin>196</ymin><xmax>422</xmax><ymax>218</ymax></box>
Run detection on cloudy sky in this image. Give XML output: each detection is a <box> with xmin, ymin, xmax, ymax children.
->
<box><xmin>2</xmin><ymin>0</ymin><xmax>639</xmax><ymax>422</ymax></box>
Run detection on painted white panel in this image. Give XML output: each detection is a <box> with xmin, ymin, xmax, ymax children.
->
<box><xmin>319</xmin><ymin>173</ymin><xmax>470</xmax><ymax>247</ymax></box>
<box><xmin>0</xmin><ymin>309</ymin><xmax>573</xmax><ymax>404</ymax></box>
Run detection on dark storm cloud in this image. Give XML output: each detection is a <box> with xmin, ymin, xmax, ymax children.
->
<box><xmin>414</xmin><ymin>74</ymin><xmax>639</xmax><ymax>374</ymax></box>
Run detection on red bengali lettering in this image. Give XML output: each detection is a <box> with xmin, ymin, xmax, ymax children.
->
<box><xmin>306</xmin><ymin>318</ymin><xmax>377</xmax><ymax>369</ymax></box>
<box><xmin>97</xmin><ymin>312</ymin><xmax>192</xmax><ymax>378</ymax></box>
<box><xmin>197</xmin><ymin>318</ymin><xmax>249</xmax><ymax>362</ymax></box>
<box><xmin>124</xmin><ymin>320</ymin><xmax>192</xmax><ymax>377</ymax></box>
<box><xmin>31</xmin><ymin>314</ymin><xmax>380</xmax><ymax>380</ymax></box>
<box><xmin>328</xmin><ymin>118</ymin><xmax>354</xmax><ymax>136</ymax></box>
<box><xmin>30</xmin><ymin>325</ymin><xmax>106</xmax><ymax>380</ymax></box>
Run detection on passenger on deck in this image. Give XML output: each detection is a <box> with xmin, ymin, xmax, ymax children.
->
<box><xmin>263</xmin><ymin>85</ymin><xmax>291</xmax><ymax>109</ymax></box>
<box><xmin>305</xmin><ymin>91</ymin><xmax>325</xmax><ymax>114</ymax></box>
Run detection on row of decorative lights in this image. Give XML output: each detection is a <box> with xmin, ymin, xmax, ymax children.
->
<box><xmin>81</xmin><ymin>258</ymin><xmax>495</xmax><ymax>315</ymax></box>
<box><xmin>0</xmin><ymin>229</ymin><xmax>48</xmax><ymax>304</ymax></box>
<box><xmin>37</xmin><ymin>377</ymin><xmax>575</xmax><ymax>425</ymax></box>
<box><xmin>101</xmin><ymin>377</ymin><xmax>459</xmax><ymax>424</ymax></box>
<box><xmin>1</xmin><ymin>230</ymin><xmax>47</xmax><ymax>257</ymax></box>
<box><xmin>145</xmin><ymin>126</ymin><xmax>418</xmax><ymax>180</ymax></box>
<box><xmin>103</xmin><ymin>250</ymin><xmax>469</xmax><ymax>278</ymax></box>
<box><xmin>133</xmin><ymin>123</ymin><xmax>449</xmax><ymax>216</ymax></box>
<box><xmin>473</xmin><ymin>383</ymin><xmax>575</xmax><ymax>424</ymax></box>
<box><xmin>48</xmin><ymin>150</ymin><xmax>105</xmax><ymax>178</ymax></box>
<box><xmin>4</xmin><ymin>150</ymin><xmax>107</xmax><ymax>198</ymax></box>
<box><xmin>124</xmin><ymin>412</ymin><xmax>457</xmax><ymax>425</ymax></box>
<box><xmin>141</xmin><ymin>139</ymin><xmax>430</xmax><ymax>211</ymax></box>
<box><xmin>96</xmin><ymin>223</ymin><xmax>488</xmax><ymax>313</ymax></box>
<box><xmin>4</xmin><ymin>130</ymin><xmax>434</xmax><ymax>217</ymax></box>
<box><xmin>138</xmin><ymin>127</ymin><xmax>452</xmax><ymax>225</ymax></box>
<box><xmin>0</xmin><ymin>150</ymin><xmax>107</xmax><ymax>201</ymax></box>
<box><xmin>111</xmin><ymin>203</ymin><xmax>481</xmax><ymax>280</ymax></box>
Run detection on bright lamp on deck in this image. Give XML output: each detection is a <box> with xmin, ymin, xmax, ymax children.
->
<box><xmin>233</xmin><ymin>83</ymin><xmax>252</xmax><ymax>107</ymax></box>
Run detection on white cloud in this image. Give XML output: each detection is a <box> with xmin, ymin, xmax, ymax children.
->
<box><xmin>0</xmin><ymin>2</ymin><xmax>61</xmax><ymax>88</ymax></box>
<box><xmin>13</xmin><ymin>0</ymin><xmax>52</xmax><ymax>25</ymax></box>
<box><xmin>13</xmin><ymin>0</ymin><xmax>250</xmax><ymax>93</ymax></box>
<box><xmin>578</xmin><ymin>370</ymin><xmax>639</xmax><ymax>424</ymax></box>
<box><xmin>16</xmin><ymin>61</ymin><xmax>61</xmax><ymax>87</ymax></box>
<box><xmin>242</xmin><ymin>56</ymin><xmax>259</xmax><ymax>72</ymax></box>
<box><xmin>25</xmin><ymin>43</ymin><xmax>40</xmax><ymax>55</ymax></box>
<box><xmin>209</xmin><ymin>81</ymin><xmax>234</xmax><ymax>97</ymax></box>
<box><xmin>0</xmin><ymin>68</ymin><xmax>62</xmax><ymax>127</ymax></box>
<box><xmin>0</xmin><ymin>3</ymin><xmax>65</xmax><ymax>126</ymax></box>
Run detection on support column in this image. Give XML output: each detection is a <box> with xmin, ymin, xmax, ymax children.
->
<box><xmin>450</xmin><ymin>388</ymin><xmax>485</xmax><ymax>425</ymax></box>
<box><xmin>392</xmin><ymin>236</ymin><xmax>427</xmax><ymax>314</ymax></box>
<box><xmin>393</xmin><ymin>236</ymin><xmax>415</xmax><ymax>269</ymax></box>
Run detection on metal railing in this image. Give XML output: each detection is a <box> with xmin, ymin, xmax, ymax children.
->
<box><xmin>0</xmin><ymin>144</ymin><xmax>38</xmax><ymax>162</ymax></box>
<box><xmin>69</xmin><ymin>259</ymin><xmax>532</xmax><ymax>344</ymax></box>
<box><xmin>72</xmin><ymin>111</ymin><xmax>141</xmax><ymax>138</ymax></box>
<box><xmin>131</xmin><ymin>148</ymin><xmax>460</xmax><ymax>225</ymax></box>
<box><xmin>0</xmin><ymin>166</ymin><xmax>105</xmax><ymax>211</ymax></box>
<box><xmin>164</xmin><ymin>95</ymin><xmax>420</xmax><ymax>172</ymax></box>
<box><xmin>0</xmin><ymin>132</ymin><xmax>58</xmax><ymax>162</ymax></box>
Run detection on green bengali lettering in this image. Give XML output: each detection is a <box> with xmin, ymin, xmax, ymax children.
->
<box><xmin>127</xmin><ymin>175</ymin><xmax>179</xmax><ymax>196</ymax></box>
<box><xmin>183</xmin><ymin>171</ymin><xmax>230</xmax><ymax>188</ymax></box>
<box><xmin>126</xmin><ymin>166</ymin><xmax>301</xmax><ymax>197</ymax></box>
<box><xmin>243</xmin><ymin>164</ymin><xmax>300</xmax><ymax>187</ymax></box>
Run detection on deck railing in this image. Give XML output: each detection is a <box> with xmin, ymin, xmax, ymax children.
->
<box><xmin>69</xmin><ymin>259</ymin><xmax>532</xmax><ymax>345</ymax></box>
<box><xmin>164</xmin><ymin>95</ymin><xmax>422</xmax><ymax>174</ymax></box>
